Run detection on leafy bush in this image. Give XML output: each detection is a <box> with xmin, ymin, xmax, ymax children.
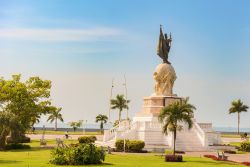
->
<box><xmin>115</xmin><ymin>139</ymin><xmax>145</xmax><ymax>152</ymax></box>
<box><xmin>165</xmin><ymin>155</ymin><xmax>183</xmax><ymax>162</ymax></box>
<box><xmin>78</xmin><ymin>136</ymin><xmax>97</xmax><ymax>144</ymax></box>
<box><xmin>239</xmin><ymin>142</ymin><xmax>250</xmax><ymax>152</ymax></box>
<box><xmin>50</xmin><ymin>143</ymin><xmax>105</xmax><ymax>165</ymax></box>
<box><xmin>5</xmin><ymin>143</ymin><xmax>31</xmax><ymax>150</ymax></box>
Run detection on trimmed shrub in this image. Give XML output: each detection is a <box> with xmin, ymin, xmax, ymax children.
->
<box><xmin>115</xmin><ymin>139</ymin><xmax>145</xmax><ymax>152</ymax></box>
<box><xmin>5</xmin><ymin>143</ymin><xmax>31</xmax><ymax>150</ymax></box>
<box><xmin>175</xmin><ymin>150</ymin><xmax>185</xmax><ymax>154</ymax></box>
<box><xmin>165</xmin><ymin>155</ymin><xmax>183</xmax><ymax>162</ymax></box>
<box><xmin>240</xmin><ymin>142</ymin><xmax>250</xmax><ymax>152</ymax></box>
<box><xmin>78</xmin><ymin>136</ymin><xmax>97</xmax><ymax>144</ymax></box>
<box><xmin>127</xmin><ymin>140</ymin><xmax>145</xmax><ymax>152</ymax></box>
<box><xmin>50</xmin><ymin>143</ymin><xmax>105</xmax><ymax>165</ymax></box>
<box><xmin>224</xmin><ymin>150</ymin><xmax>236</xmax><ymax>154</ymax></box>
<box><xmin>115</xmin><ymin>139</ymin><xmax>129</xmax><ymax>152</ymax></box>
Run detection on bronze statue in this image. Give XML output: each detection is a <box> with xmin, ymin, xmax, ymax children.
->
<box><xmin>157</xmin><ymin>25</ymin><xmax>172</xmax><ymax>64</ymax></box>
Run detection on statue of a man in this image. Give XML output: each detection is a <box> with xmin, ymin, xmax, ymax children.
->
<box><xmin>157</xmin><ymin>25</ymin><xmax>172</xmax><ymax>64</ymax></box>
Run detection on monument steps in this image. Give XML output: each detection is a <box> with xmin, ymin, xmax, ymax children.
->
<box><xmin>175</xmin><ymin>130</ymin><xmax>205</xmax><ymax>151</ymax></box>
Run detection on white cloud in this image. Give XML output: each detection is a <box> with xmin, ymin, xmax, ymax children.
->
<box><xmin>0</xmin><ymin>27</ymin><xmax>122</xmax><ymax>42</ymax></box>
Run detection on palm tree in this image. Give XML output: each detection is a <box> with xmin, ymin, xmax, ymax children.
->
<box><xmin>158</xmin><ymin>97</ymin><xmax>196</xmax><ymax>156</ymax></box>
<box><xmin>96</xmin><ymin>114</ymin><xmax>108</xmax><ymax>134</ymax></box>
<box><xmin>110</xmin><ymin>94</ymin><xmax>130</xmax><ymax>122</ymax></box>
<box><xmin>229</xmin><ymin>99</ymin><xmax>249</xmax><ymax>134</ymax></box>
<box><xmin>69</xmin><ymin>121</ymin><xmax>82</xmax><ymax>132</ymax></box>
<box><xmin>47</xmin><ymin>108</ymin><xmax>63</xmax><ymax>131</ymax></box>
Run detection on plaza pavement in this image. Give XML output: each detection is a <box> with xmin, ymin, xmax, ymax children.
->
<box><xmin>222</xmin><ymin>137</ymin><xmax>242</xmax><ymax>143</ymax></box>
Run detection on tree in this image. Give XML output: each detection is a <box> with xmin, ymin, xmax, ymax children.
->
<box><xmin>0</xmin><ymin>75</ymin><xmax>59</xmax><ymax>146</ymax></box>
<box><xmin>96</xmin><ymin>114</ymin><xmax>108</xmax><ymax>134</ymax></box>
<box><xmin>69</xmin><ymin>121</ymin><xmax>82</xmax><ymax>132</ymax></box>
<box><xmin>158</xmin><ymin>97</ymin><xmax>196</xmax><ymax>156</ymax></box>
<box><xmin>229</xmin><ymin>99</ymin><xmax>249</xmax><ymax>134</ymax></box>
<box><xmin>110</xmin><ymin>94</ymin><xmax>130</xmax><ymax>122</ymax></box>
<box><xmin>0</xmin><ymin>112</ymin><xmax>19</xmax><ymax>150</ymax></box>
<box><xmin>47</xmin><ymin>107</ymin><xmax>63</xmax><ymax>131</ymax></box>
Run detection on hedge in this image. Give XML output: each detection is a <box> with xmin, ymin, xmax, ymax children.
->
<box><xmin>115</xmin><ymin>139</ymin><xmax>145</xmax><ymax>152</ymax></box>
<box><xmin>165</xmin><ymin>155</ymin><xmax>183</xmax><ymax>162</ymax></box>
<box><xmin>240</xmin><ymin>142</ymin><xmax>250</xmax><ymax>152</ymax></box>
<box><xmin>78</xmin><ymin>136</ymin><xmax>97</xmax><ymax>144</ymax></box>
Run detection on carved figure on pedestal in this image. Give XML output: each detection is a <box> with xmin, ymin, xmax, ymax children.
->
<box><xmin>153</xmin><ymin>63</ymin><xmax>176</xmax><ymax>96</ymax></box>
<box><xmin>154</xmin><ymin>26</ymin><xmax>176</xmax><ymax>96</ymax></box>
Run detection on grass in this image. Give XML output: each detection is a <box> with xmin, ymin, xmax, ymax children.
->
<box><xmin>27</xmin><ymin>130</ymin><xmax>101</xmax><ymax>135</ymax></box>
<box><xmin>0</xmin><ymin>148</ymin><xmax>247</xmax><ymax>167</ymax></box>
<box><xmin>222</xmin><ymin>134</ymin><xmax>242</xmax><ymax>138</ymax></box>
<box><xmin>229</xmin><ymin>142</ymin><xmax>241</xmax><ymax>147</ymax></box>
<box><xmin>26</xmin><ymin>139</ymin><xmax>79</xmax><ymax>147</ymax></box>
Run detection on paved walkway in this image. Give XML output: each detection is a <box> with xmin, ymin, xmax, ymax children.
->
<box><xmin>27</xmin><ymin>134</ymin><xmax>103</xmax><ymax>141</ymax></box>
<box><xmin>184</xmin><ymin>151</ymin><xmax>250</xmax><ymax>163</ymax></box>
<box><xmin>222</xmin><ymin>137</ymin><xmax>243</xmax><ymax>143</ymax></box>
<box><xmin>109</xmin><ymin>152</ymin><xmax>250</xmax><ymax>163</ymax></box>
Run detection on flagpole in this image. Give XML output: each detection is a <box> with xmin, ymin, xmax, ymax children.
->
<box><xmin>108</xmin><ymin>78</ymin><xmax>114</xmax><ymax>123</ymax></box>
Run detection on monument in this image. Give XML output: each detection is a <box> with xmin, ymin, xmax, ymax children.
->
<box><xmin>136</xmin><ymin>25</ymin><xmax>181</xmax><ymax>118</ymax></box>
<box><xmin>103</xmin><ymin>26</ymin><xmax>221</xmax><ymax>151</ymax></box>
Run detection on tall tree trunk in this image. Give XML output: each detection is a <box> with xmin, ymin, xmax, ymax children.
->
<box><xmin>0</xmin><ymin>128</ymin><xmax>9</xmax><ymax>150</ymax></box>
<box><xmin>238</xmin><ymin>112</ymin><xmax>240</xmax><ymax>134</ymax></box>
<box><xmin>55</xmin><ymin>118</ymin><xmax>57</xmax><ymax>131</ymax></box>
<box><xmin>173</xmin><ymin>129</ymin><xmax>176</xmax><ymax>156</ymax></box>
<box><xmin>119</xmin><ymin>110</ymin><xmax>122</xmax><ymax>122</ymax></box>
<box><xmin>100</xmin><ymin>122</ymin><xmax>103</xmax><ymax>134</ymax></box>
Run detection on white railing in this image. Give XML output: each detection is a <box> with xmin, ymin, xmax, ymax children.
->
<box><xmin>198</xmin><ymin>123</ymin><xmax>213</xmax><ymax>132</ymax></box>
<box><xmin>206</xmin><ymin>132</ymin><xmax>222</xmax><ymax>145</ymax></box>
<box><xmin>193</xmin><ymin>121</ymin><xmax>207</xmax><ymax>147</ymax></box>
<box><xmin>103</xmin><ymin>120</ymin><xmax>136</xmax><ymax>142</ymax></box>
<box><xmin>103</xmin><ymin>124</ymin><xmax>119</xmax><ymax>142</ymax></box>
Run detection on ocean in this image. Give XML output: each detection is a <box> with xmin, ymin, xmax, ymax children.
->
<box><xmin>35</xmin><ymin>122</ymin><xmax>250</xmax><ymax>132</ymax></box>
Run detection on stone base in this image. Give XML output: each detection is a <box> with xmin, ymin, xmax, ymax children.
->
<box><xmin>132</xmin><ymin>116</ymin><xmax>169</xmax><ymax>146</ymax></box>
<box><xmin>136</xmin><ymin>95</ymin><xmax>182</xmax><ymax>117</ymax></box>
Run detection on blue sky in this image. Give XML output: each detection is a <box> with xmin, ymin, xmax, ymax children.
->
<box><xmin>0</xmin><ymin>0</ymin><xmax>250</xmax><ymax>128</ymax></box>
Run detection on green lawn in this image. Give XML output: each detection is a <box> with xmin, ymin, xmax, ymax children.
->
<box><xmin>27</xmin><ymin>130</ymin><xmax>101</xmax><ymax>135</ymax></box>
<box><xmin>0</xmin><ymin>148</ymin><xmax>246</xmax><ymax>167</ymax></box>
<box><xmin>222</xmin><ymin>134</ymin><xmax>242</xmax><ymax>138</ymax></box>
<box><xmin>26</xmin><ymin>139</ymin><xmax>79</xmax><ymax>147</ymax></box>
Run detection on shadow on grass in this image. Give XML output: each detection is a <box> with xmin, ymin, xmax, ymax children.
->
<box><xmin>183</xmin><ymin>159</ymin><xmax>240</xmax><ymax>166</ymax></box>
<box><xmin>0</xmin><ymin>160</ymin><xmax>22</xmax><ymax>164</ymax></box>
<box><xmin>88</xmin><ymin>163</ymin><xmax>113</xmax><ymax>166</ymax></box>
<box><xmin>3</xmin><ymin>147</ymin><xmax>52</xmax><ymax>152</ymax></box>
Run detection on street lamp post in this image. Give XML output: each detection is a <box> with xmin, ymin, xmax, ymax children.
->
<box><xmin>83</xmin><ymin>120</ymin><xmax>87</xmax><ymax>135</ymax></box>
<box><xmin>80</xmin><ymin>120</ymin><xmax>87</xmax><ymax>135</ymax></box>
<box><xmin>123</xmin><ymin>74</ymin><xmax>128</xmax><ymax>120</ymax></box>
<box><xmin>108</xmin><ymin>78</ymin><xmax>114</xmax><ymax>123</ymax></box>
